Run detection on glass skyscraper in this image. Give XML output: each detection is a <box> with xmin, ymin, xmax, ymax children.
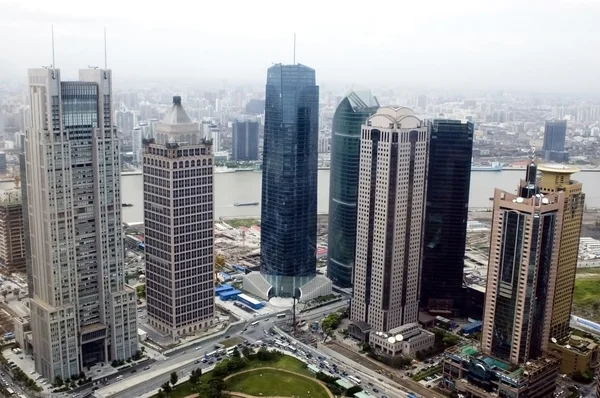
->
<box><xmin>232</xmin><ymin>120</ymin><xmax>260</xmax><ymax>161</ymax></box>
<box><xmin>543</xmin><ymin>120</ymin><xmax>568</xmax><ymax>162</ymax></box>
<box><xmin>420</xmin><ymin>119</ymin><xmax>473</xmax><ymax>315</ymax></box>
<box><xmin>326</xmin><ymin>92</ymin><xmax>379</xmax><ymax>288</ymax></box>
<box><xmin>260</xmin><ymin>64</ymin><xmax>319</xmax><ymax>297</ymax></box>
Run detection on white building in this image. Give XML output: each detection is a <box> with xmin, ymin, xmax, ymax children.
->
<box><xmin>349</xmin><ymin>107</ymin><xmax>430</xmax><ymax>351</ymax></box>
<box><xmin>144</xmin><ymin>96</ymin><xmax>215</xmax><ymax>338</ymax></box>
<box><xmin>132</xmin><ymin>127</ymin><xmax>142</xmax><ymax>163</ymax></box>
<box><xmin>26</xmin><ymin>68</ymin><xmax>138</xmax><ymax>381</ymax></box>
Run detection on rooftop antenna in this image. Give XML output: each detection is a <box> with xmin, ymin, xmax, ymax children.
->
<box><xmin>51</xmin><ymin>24</ymin><xmax>56</xmax><ymax>68</ymax></box>
<box><xmin>104</xmin><ymin>27</ymin><xmax>107</xmax><ymax>69</ymax></box>
<box><xmin>293</xmin><ymin>33</ymin><xmax>296</xmax><ymax>65</ymax></box>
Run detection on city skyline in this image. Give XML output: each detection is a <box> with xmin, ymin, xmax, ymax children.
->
<box><xmin>2</xmin><ymin>1</ymin><xmax>600</xmax><ymax>93</ymax></box>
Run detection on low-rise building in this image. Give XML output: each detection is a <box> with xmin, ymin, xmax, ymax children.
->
<box><xmin>442</xmin><ymin>344</ymin><xmax>560</xmax><ymax>398</ymax></box>
<box><xmin>369</xmin><ymin>323</ymin><xmax>434</xmax><ymax>358</ymax></box>
<box><xmin>548</xmin><ymin>335</ymin><xmax>599</xmax><ymax>376</ymax></box>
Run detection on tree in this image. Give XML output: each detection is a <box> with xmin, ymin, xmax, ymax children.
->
<box><xmin>216</xmin><ymin>255</ymin><xmax>225</xmax><ymax>268</ymax></box>
<box><xmin>208</xmin><ymin>377</ymin><xmax>225</xmax><ymax>398</ymax></box>
<box><xmin>12</xmin><ymin>287</ymin><xmax>20</xmax><ymax>299</ymax></box>
<box><xmin>161</xmin><ymin>381</ymin><xmax>172</xmax><ymax>393</ymax></box>
<box><xmin>170</xmin><ymin>371</ymin><xmax>178</xmax><ymax>386</ymax></box>
<box><xmin>1</xmin><ymin>290</ymin><xmax>8</xmax><ymax>301</ymax></box>
<box><xmin>345</xmin><ymin>385</ymin><xmax>363</xmax><ymax>396</ymax></box>
<box><xmin>232</xmin><ymin>347</ymin><xmax>241</xmax><ymax>358</ymax></box>
<box><xmin>54</xmin><ymin>376</ymin><xmax>63</xmax><ymax>387</ymax></box>
<box><xmin>241</xmin><ymin>346</ymin><xmax>252</xmax><ymax>358</ymax></box>
<box><xmin>212</xmin><ymin>361</ymin><xmax>229</xmax><ymax>377</ymax></box>
<box><xmin>157</xmin><ymin>389</ymin><xmax>165</xmax><ymax>398</ymax></box>
<box><xmin>189</xmin><ymin>368</ymin><xmax>201</xmax><ymax>385</ymax></box>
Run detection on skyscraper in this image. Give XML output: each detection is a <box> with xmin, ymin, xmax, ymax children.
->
<box><xmin>26</xmin><ymin>68</ymin><xmax>138</xmax><ymax>380</ymax></box>
<box><xmin>420</xmin><ymin>119</ymin><xmax>473</xmax><ymax>315</ymax></box>
<box><xmin>537</xmin><ymin>164</ymin><xmax>585</xmax><ymax>340</ymax></box>
<box><xmin>482</xmin><ymin>163</ymin><xmax>563</xmax><ymax>364</ymax></box>
<box><xmin>349</xmin><ymin>107</ymin><xmax>435</xmax><ymax>356</ymax></box>
<box><xmin>232</xmin><ymin>120</ymin><xmax>259</xmax><ymax>161</ymax></box>
<box><xmin>543</xmin><ymin>120</ymin><xmax>568</xmax><ymax>162</ymax></box>
<box><xmin>327</xmin><ymin>91</ymin><xmax>379</xmax><ymax>288</ymax></box>
<box><xmin>243</xmin><ymin>64</ymin><xmax>331</xmax><ymax>301</ymax></box>
<box><xmin>144</xmin><ymin>96</ymin><xmax>215</xmax><ymax>338</ymax></box>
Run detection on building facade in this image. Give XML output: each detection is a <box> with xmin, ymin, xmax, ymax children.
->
<box><xmin>536</xmin><ymin>164</ymin><xmax>585</xmax><ymax>341</ymax></box>
<box><xmin>258</xmin><ymin>64</ymin><xmax>319</xmax><ymax>297</ymax></box>
<box><xmin>350</xmin><ymin>107</ymin><xmax>429</xmax><ymax>333</ymax></box>
<box><xmin>482</xmin><ymin>163</ymin><xmax>563</xmax><ymax>364</ymax></box>
<box><xmin>326</xmin><ymin>92</ymin><xmax>379</xmax><ymax>288</ymax></box>
<box><xmin>144</xmin><ymin>96</ymin><xmax>215</xmax><ymax>338</ymax></box>
<box><xmin>0</xmin><ymin>189</ymin><xmax>25</xmax><ymax>273</ymax></box>
<box><xmin>420</xmin><ymin>119</ymin><xmax>473</xmax><ymax>315</ymax></box>
<box><xmin>543</xmin><ymin>120</ymin><xmax>568</xmax><ymax>162</ymax></box>
<box><xmin>232</xmin><ymin>120</ymin><xmax>259</xmax><ymax>161</ymax></box>
<box><xmin>26</xmin><ymin>68</ymin><xmax>138</xmax><ymax>381</ymax></box>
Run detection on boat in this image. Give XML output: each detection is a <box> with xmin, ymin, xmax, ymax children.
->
<box><xmin>234</xmin><ymin>202</ymin><xmax>259</xmax><ymax>207</ymax></box>
<box><xmin>122</xmin><ymin>203</ymin><xmax>134</xmax><ymax>207</ymax></box>
<box><xmin>471</xmin><ymin>161</ymin><xmax>502</xmax><ymax>172</ymax></box>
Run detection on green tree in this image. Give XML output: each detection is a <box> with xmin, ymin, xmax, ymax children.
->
<box><xmin>189</xmin><ymin>368</ymin><xmax>201</xmax><ymax>385</ymax></box>
<box><xmin>345</xmin><ymin>385</ymin><xmax>363</xmax><ymax>396</ymax></box>
<box><xmin>208</xmin><ymin>377</ymin><xmax>225</xmax><ymax>398</ymax></box>
<box><xmin>170</xmin><ymin>371</ymin><xmax>178</xmax><ymax>386</ymax></box>
<box><xmin>156</xmin><ymin>389</ymin><xmax>165</xmax><ymax>398</ymax></box>
<box><xmin>232</xmin><ymin>347</ymin><xmax>241</xmax><ymax>358</ymax></box>
<box><xmin>54</xmin><ymin>376</ymin><xmax>63</xmax><ymax>387</ymax></box>
<box><xmin>161</xmin><ymin>381</ymin><xmax>172</xmax><ymax>393</ymax></box>
<box><xmin>241</xmin><ymin>346</ymin><xmax>252</xmax><ymax>358</ymax></box>
<box><xmin>212</xmin><ymin>360</ymin><xmax>229</xmax><ymax>377</ymax></box>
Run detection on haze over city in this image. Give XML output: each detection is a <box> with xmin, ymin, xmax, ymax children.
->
<box><xmin>2</xmin><ymin>0</ymin><xmax>600</xmax><ymax>92</ymax></box>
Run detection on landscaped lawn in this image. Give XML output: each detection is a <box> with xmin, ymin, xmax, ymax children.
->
<box><xmin>218</xmin><ymin>337</ymin><xmax>243</xmax><ymax>348</ymax></box>
<box><xmin>226</xmin><ymin>369</ymin><xmax>330</xmax><ymax>398</ymax></box>
<box><xmin>152</xmin><ymin>353</ymin><xmax>312</xmax><ymax>397</ymax></box>
<box><xmin>573</xmin><ymin>276</ymin><xmax>600</xmax><ymax>321</ymax></box>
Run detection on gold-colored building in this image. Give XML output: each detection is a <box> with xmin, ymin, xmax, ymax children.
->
<box><xmin>549</xmin><ymin>335</ymin><xmax>599</xmax><ymax>375</ymax></box>
<box><xmin>537</xmin><ymin>164</ymin><xmax>585</xmax><ymax>340</ymax></box>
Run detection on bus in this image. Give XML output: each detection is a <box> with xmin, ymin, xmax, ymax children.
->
<box><xmin>205</xmin><ymin>350</ymin><xmax>218</xmax><ymax>358</ymax></box>
<box><xmin>5</xmin><ymin>387</ymin><xmax>15</xmax><ymax>395</ymax></box>
<box><xmin>347</xmin><ymin>375</ymin><xmax>361</xmax><ymax>385</ymax></box>
<box><xmin>226</xmin><ymin>347</ymin><xmax>236</xmax><ymax>356</ymax></box>
<box><xmin>277</xmin><ymin>313</ymin><xmax>286</xmax><ymax>318</ymax></box>
<box><xmin>251</xmin><ymin>321</ymin><xmax>259</xmax><ymax>327</ymax></box>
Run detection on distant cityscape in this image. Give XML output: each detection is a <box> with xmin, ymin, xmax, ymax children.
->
<box><xmin>0</xmin><ymin>59</ymin><xmax>598</xmax><ymax>398</ymax></box>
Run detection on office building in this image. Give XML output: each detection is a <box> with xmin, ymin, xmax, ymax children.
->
<box><xmin>0</xmin><ymin>188</ymin><xmax>25</xmax><ymax>273</ymax></box>
<box><xmin>327</xmin><ymin>91</ymin><xmax>379</xmax><ymax>288</ymax></box>
<box><xmin>26</xmin><ymin>68</ymin><xmax>138</xmax><ymax>380</ymax></box>
<box><xmin>543</xmin><ymin>120</ymin><xmax>568</xmax><ymax>162</ymax></box>
<box><xmin>536</xmin><ymin>164</ymin><xmax>585</xmax><ymax>340</ymax></box>
<box><xmin>243</xmin><ymin>64</ymin><xmax>331</xmax><ymax>301</ymax></box>
<box><xmin>318</xmin><ymin>137</ymin><xmax>330</xmax><ymax>153</ymax></box>
<box><xmin>17</xmin><ymin>133</ymin><xmax>32</xmax><ymax>297</ymax></box>
<box><xmin>0</xmin><ymin>152</ymin><xmax>6</xmax><ymax>173</ymax></box>
<box><xmin>131</xmin><ymin>127</ymin><xmax>142</xmax><ymax>163</ymax></box>
<box><xmin>420</xmin><ymin>119</ymin><xmax>473</xmax><ymax>315</ymax></box>
<box><xmin>442</xmin><ymin>164</ymin><xmax>562</xmax><ymax>397</ymax></box>
<box><xmin>232</xmin><ymin>120</ymin><xmax>259</xmax><ymax>161</ymax></box>
<box><xmin>144</xmin><ymin>96</ymin><xmax>215</xmax><ymax>338</ymax></box>
<box><xmin>482</xmin><ymin>163</ymin><xmax>563</xmax><ymax>363</ymax></box>
<box><xmin>348</xmin><ymin>107</ymin><xmax>434</xmax><ymax>354</ymax></box>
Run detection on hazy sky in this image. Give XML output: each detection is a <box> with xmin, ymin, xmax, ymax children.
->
<box><xmin>1</xmin><ymin>0</ymin><xmax>599</xmax><ymax>93</ymax></box>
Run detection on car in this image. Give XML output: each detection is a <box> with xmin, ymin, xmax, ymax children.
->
<box><xmin>144</xmin><ymin>366</ymin><xmax>151</xmax><ymax>370</ymax></box>
<box><xmin>265</xmin><ymin>318</ymin><xmax>269</xmax><ymax>321</ymax></box>
<box><xmin>130</xmin><ymin>369</ymin><xmax>137</xmax><ymax>373</ymax></box>
<box><xmin>368</xmin><ymin>382</ymin><xmax>373</xmax><ymax>386</ymax></box>
<box><xmin>373</xmin><ymin>388</ymin><xmax>379</xmax><ymax>393</ymax></box>
<box><xmin>195</xmin><ymin>346</ymin><xmax>201</xmax><ymax>350</ymax></box>
<box><xmin>225</xmin><ymin>335</ymin><xmax>231</xmax><ymax>338</ymax></box>
<box><xmin>194</xmin><ymin>360</ymin><xmax>200</xmax><ymax>364</ymax></box>
<box><xmin>208</xmin><ymin>361</ymin><xmax>214</xmax><ymax>365</ymax></box>
<box><xmin>201</xmin><ymin>358</ymin><xmax>207</xmax><ymax>363</ymax></box>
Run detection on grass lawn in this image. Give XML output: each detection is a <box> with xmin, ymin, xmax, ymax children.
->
<box><xmin>226</xmin><ymin>369</ymin><xmax>330</xmax><ymax>398</ymax></box>
<box><xmin>219</xmin><ymin>337</ymin><xmax>243</xmax><ymax>348</ymax></box>
<box><xmin>576</xmin><ymin>267</ymin><xmax>600</xmax><ymax>275</ymax></box>
<box><xmin>573</xmin><ymin>276</ymin><xmax>600</xmax><ymax>322</ymax></box>
<box><xmin>224</xmin><ymin>218</ymin><xmax>260</xmax><ymax>228</ymax></box>
<box><xmin>153</xmin><ymin>354</ymin><xmax>311</xmax><ymax>397</ymax></box>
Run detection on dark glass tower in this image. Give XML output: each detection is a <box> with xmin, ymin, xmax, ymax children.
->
<box><xmin>260</xmin><ymin>64</ymin><xmax>319</xmax><ymax>297</ymax></box>
<box><xmin>420</xmin><ymin>119</ymin><xmax>473</xmax><ymax>315</ymax></box>
<box><xmin>232</xmin><ymin>120</ymin><xmax>259</xmax><ymax>161</ymax></box>
<box><xmin>326</xmin><ymin>92</ymin><xmax>379</xmax><ymax>288</ymax></box>
<box><xmin>543</xmin><ymin>120</ymin><xmax>568</xmax><ymax>162</ymax></box>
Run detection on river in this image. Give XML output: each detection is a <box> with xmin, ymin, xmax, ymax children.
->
<box><xmin>111</xmin><ymin>169</ymin><xmax>600</xmax><ymax>224</ymax></box>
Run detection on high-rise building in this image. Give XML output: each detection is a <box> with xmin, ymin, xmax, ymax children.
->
<box><xmin>348</xmin><ymin>107</ymin><xmax>435</xmax><ymax>356</ymax></box>
<box><xmin>144</xmin><ymin>96</ymin><xmax>215</xmax><ymax>338</ymax></box>
<box><xmin>482</xmin><ymin>162</ymin><xmax>563</xmax><ymax>364</ymax></box>
<box><xmin>17</xmin><ymin>133</ymin><xmax>32</xmax><ymax>298</ymax></box>
<box><xmin>232</xmin><ymin>120</ymin><xmax>259</xmax><ymax>161</ymax></box>
<box><xmin>26</xmin><ymin>68</ymin><xmax>138</xmax><ymax>380</ymax></box>
<box><xmin>0</xmin><ymin>152</ymin><xmax>7</xmax><ymax>173</ymax></box>
<box><xmin>442</xmin><ymin>164</ymin><xmax>562</xmax><ymax>398</ymax></box>
<box><xmin>420</xmin><ymin>119</ymin><xmax>473</xmax><ymax>315</ymax></box>
<box><xmin>536</xmin><ymin>165</ymin><xmax>585</xmax><ymax>340</ymax></box>
<box><xmin>131</xmin><ymin>127</ymin><xmax>142</xmax><ymax>163</ymax></box>
<box><xmin>327</xmin><ymin>92</ymin><xmax>379</xmax><ymax>288</ymax></box>
<box><xmin>0</xmin><ymin>189</ymin><xmax>25</xmax><ymax>273</ymax></box>
<box><xmin>543</xmin><ymin>120</ymin><xmax>568</xmax><ymax>162</ymax></box>
<box><xmin>243</xmin><ymin>64</ymin><xmax>331</xmax><ymax>301</ymax></box>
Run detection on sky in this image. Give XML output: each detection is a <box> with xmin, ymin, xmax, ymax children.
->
<box><xmin>1</xmin><ymin>0</ymin><xmax>599</xmax><ymax>93</ymax></box>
